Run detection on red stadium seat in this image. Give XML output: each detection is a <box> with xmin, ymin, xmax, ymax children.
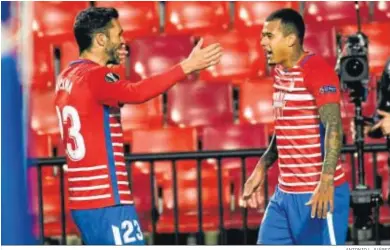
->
<box><xmin>33</xmin><ymin>1</ymin><xmax>89</xmax><ymax>41</ymax></box>
<box><xmin>42</xmin><ymin>170</ymin><xmax>79</xmax><ymax>237</ymax></box>
<box><xmin>156</xmin><ymin>165</ymin><xmax>231</xmax><ymax>233</ymax></box>
<box><xmin>166</xmin><ymin>80</ymin><xmax>234</xmax><ymax>130</ymax></box>
<box><xmin>30</xmin><ymin>88</ymin><xmax>60</xmax><ymax>136</ymax></box>
<box><xmin>303</xmin><ymin>1</ymin><xmax>370</xmax><ymax>27</ymax></box>
<box><xmin>58</xmin><ymin>38</ymin><xmax>79</xmax><ymax>71</ymax></box>
<box><xmin>304</xmin><ymin>23</ymin><xmax>337</xmax><ymax>67</ymax></box>
<box><xmin>95</xmin><ymin>1</ymin><xmax>160</xmax><ymax>40</ymax></box>
<box><xmin>28</xmin><ymin>132</ymin><xmax>78</xmax><ymax>237</ymax></box>
<box><xmin>129</xmin><ymin>35</ymin><xmax>196</xmax><ymax>82</ymax></box>
<box><xmin>120</xmin><ymin>96</ymin><xmax>163</xmax><ymax>142</ymax></box>
<box><xmin>234</xmin><ymin>1</ymin><xmax>299</xmax><ymax>35</ymax></box>
<box><xmin>131</xmin><ymin>127</ymin><xmax>197</xmax><ymax>232</ymax></box>
<box><xmin>199</xmin><ymin>31</ymin><xmax>267</xmax><ymax>83</ymax></box>
<box><xmin>202</xmin><ymin>123</ymin><xmax>274</xmax><ymax>228</ymax></box>
<box><xmin>338</xmin><ymin>22</ymin><xmax>390</xmax><ymax>76</ymax></box>
<box><xmin>164</xmin><ymin>1</ymin><xmax>230</xmax><ymax>36</ymax></box>
<box><xmin>130</xmin><ymin>166</ymin><xmax>155</xmax><ymax>232</ymax></box>
<box><xmin>373</xmin><ymin>1</ymin><xmax>390</xmax><ymax>22</ymax></box>
<box><xmin>32</xmin><ymin>38</ymin><xmax>56</xmax><ymax>89</ymax></box>
<box><xmin>239</xmin><ymin>78</ymin><xmax>275</xmax><ymax>131</ymax></box>
<box><xmin>131</xmin><ymin>127</ymin><xmax>198</xmax><ymax>182</ymax></box>
<box><xmin>380</xmin><ymin>205</ymin><xmax>390</xmax><ymax>225</ymax></box>
<box><xmin>202</xmin><ymin>124</ymin><xmax>269</xmax><ymax>153</ymax></box>
<box><xmin>131</xmin><ymin>127</ymin><xmax>231</xmax><ymax>232</ymax></box>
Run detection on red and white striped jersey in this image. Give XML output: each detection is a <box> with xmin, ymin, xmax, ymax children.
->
<box><xmin>54</xmin><ymin>59</ymin><xmax>185</xmax><ymax>209</ymax></box>
<box><xmin>272</xmin><ymin>53</ymin><xmax>346</xmax><ymax>193</ymax></box>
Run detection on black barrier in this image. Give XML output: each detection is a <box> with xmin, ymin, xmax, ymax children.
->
<box><xmin>196</xmin><ymin>159</ymin><xmax>204</xmax><ymax>244</ymax></box>
<box><xmin>30</xmin><ymin>143</ymin><xmax>388</xmax><ymax>245</ymax></box>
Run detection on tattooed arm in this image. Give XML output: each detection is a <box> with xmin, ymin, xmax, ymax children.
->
<box><xmin>306</xmin><ymin>103</ymin><xmax>343</xmax><ymax>219</ymax></box>
<box><xmin>257</xmin><ymin>132</ymin><xmax>278</xmax><ymax>171</ymax></box>
<box><xmin>319</xmin><ymin>103</ymin><xmax>343</xmax><ymax>176</ymax></box>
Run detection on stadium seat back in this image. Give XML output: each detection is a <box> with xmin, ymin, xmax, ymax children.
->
<box><xmin>167</xmin><ymin>80</ymin><xmax>234</xmax><ymax>128</ymax></box>
<box><xmin>121</xmin><ymin>97</ymin><xmax>163</xmax><ymax>142</ymax></box>
<box><xmin>199</xmin><ymin>31</ymin><xmax>267</xmax><ymax>82</ymax></box>
<box><xmin>304</xmin><ymin>23</ymin><xmax>337</xmax><ymax>67</ymax></box>
<box><xmin>373</xmin><ymin>1</ymin><xmax>390</xmax><ymax>22</ymax></box>
<box><xmin>303</xmin><ymin>1</ymin><xmax>370</xmax><ymax>27</ymax></box>
<box><xmin>95</xmin><ymin>1</ymin><xmax>160</xmax><ymax>39</ymax></box>
<box><xmin>33</xmin><ymin>1</ymin><xmax>89</xmax><ymax>40</ymax></box>
<box><xmin>234</xmin><ymin>1</ymin><xmax>299</xmax><ymax>34</ymax></box>
<box><xmin>239</xmin><ymin>77</ymin><xmax>275</xmax><ymax>125</ymax></box>
<box><xmin>164</xmin><ymin>1</ymin><xmax>230</xmax><ymax>35</ymax></box>
<box><xmin>129</xmin><ymin>35</ymin><xmax>195</xmax><ymax>82</ymax></box>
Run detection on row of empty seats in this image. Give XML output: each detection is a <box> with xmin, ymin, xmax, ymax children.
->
<box><xmin>32</xmin><ymin>1</ymin><xmax>390</xmax><ymax>39</ymax></box>
<box><xmin>31</xmin><ymin>1</ymin><xmax>390</xmax><ymax>89</ymax></box>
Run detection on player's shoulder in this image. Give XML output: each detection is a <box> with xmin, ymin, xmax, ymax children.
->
<box><xmin>303</xmin><ymin>54</ymin><xmax>336</xmax><ymax>77</ymax></box>
<box><xmin>61</xmin><ymin>60</ymin><xmax>110</xmax><ymax>78</ymax></box>
<box><xmin>303</xmin><ymin>54</ymin><xmax>331</xmax><ymax>70</ymax></box>
<box><xmin>78</xmin><ymin>63</ymin><xmax>120</xmax><ymax>83</ymax></box>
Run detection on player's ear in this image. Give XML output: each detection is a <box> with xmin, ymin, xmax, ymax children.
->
<box><xmin>95</xmin><ymin>33</ymin><xmax>107</xmax><ymax>47</ymax></box>
<box><xmin>287</xmin><ymin>33</ymin><xmax>298</xmax><ymax>47</ymax></box>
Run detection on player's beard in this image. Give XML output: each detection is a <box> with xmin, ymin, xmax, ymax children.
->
<box><xmin>106</xmin><ymin>43</ymin><xmax>121</xmax><ymax>65</ymax></box>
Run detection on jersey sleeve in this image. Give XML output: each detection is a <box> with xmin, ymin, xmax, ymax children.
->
<box><xmin>88</xmin><ymin>64</ymin><xmax>186</xmax><ymax>107</ymax></box>
<box><xmin>305</xmin><ymin>61</ymin><xmax>341</xmax><ymax>108</ymax></box>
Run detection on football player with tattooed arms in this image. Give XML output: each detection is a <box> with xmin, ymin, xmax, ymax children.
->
<box><xmin>240</xmin><ymin>9</ymin><xmax>350</xmax><ymax>245</ymax></box>
<box><xmin>54</xmin><ymin>7</ymin><xmax>222</xmax><ymax>245</ymax></box>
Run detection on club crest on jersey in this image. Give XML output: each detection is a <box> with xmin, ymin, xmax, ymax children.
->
<box><xmin>319</xmin><ymin>85</ymin><xmax>337</xmax><ymax>94</ymax></box>
<box><xmin>105</xmin><ymin>72</ymin><xmax>120</xmax><ymax>83</ymax></box>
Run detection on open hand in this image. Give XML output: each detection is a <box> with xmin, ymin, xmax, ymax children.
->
<box><xmin>180</xmin><ymin>38</ymin><xmax>223</xmax><ymax>74</ymax></box>
<box><xmin>371</xmin><ymin>110</ymin><xmax>390</xmax><ymax>135</ymax></box>
<box><xmin>239</xmin><ymin>167</ymin><xmax>265</xmax><ymax>209</ymax></box>
<box><xmin>305</xmin><ymin>174</ymin><xmax>334</xmax><ymax>219</ymax></box>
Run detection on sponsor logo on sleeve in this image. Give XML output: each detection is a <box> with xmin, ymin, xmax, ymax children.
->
<box><xmin>105</xmin><ymin>72</ymin><xmax>120</xmax><ymax>83</ymax></box>
<box><xmin>319</xmin><ymin>85</ymin><xmax>337</xmax><ymax>94</ymax></box>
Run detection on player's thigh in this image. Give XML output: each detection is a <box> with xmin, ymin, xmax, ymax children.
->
<box><xmin>71</xmin><ymin>205</ymin><xmax>145</xmax><ymax>245</ymax></box>
<box><xmin>258</xmin><ymin>189</ymin><xmax>293</xmax><ymax>245</ymax></box>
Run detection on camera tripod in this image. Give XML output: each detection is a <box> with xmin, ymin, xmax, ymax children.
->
<box><xmin>350</xmin><ymin>97</ymin><xmax>383</xmax><ymax>245</ymax></box>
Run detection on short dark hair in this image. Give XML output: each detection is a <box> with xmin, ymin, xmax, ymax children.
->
<box><xmin>266</xmin><ymin>8</ymin><xmax>305</xmax><ymax>45</ymax></box>
<box><xmin>73</xmin><ymin>7</ymin><xmax>119</xmax><ymax>54</ymax></box>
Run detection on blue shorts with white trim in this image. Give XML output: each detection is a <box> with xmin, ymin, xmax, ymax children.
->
<box><xmin>257</xmin><ymin>182</ymin><xmax>350</xmax><ymax>245</ymax></box>
<box><xmin>71</xmin><ymin>204</ymin><xmax>145</xmax><ymax>245</ymax></box>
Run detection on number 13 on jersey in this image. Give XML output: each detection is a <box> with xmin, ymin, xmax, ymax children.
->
<box><xmin>56</xmin><ymin>105</ymin><xmax>86</xmax><ymax>161</ymax></box>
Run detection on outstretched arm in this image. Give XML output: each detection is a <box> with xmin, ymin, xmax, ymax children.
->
<box><xmin>90</xmin><ymin>39</ymin><xmax>222</xmax><ymax>106</ymax></box>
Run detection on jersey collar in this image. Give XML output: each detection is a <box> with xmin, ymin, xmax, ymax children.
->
<box><xmin>69</xmin><ymin>58</ymin><xmax>99</xmax><ymax>67</ymax></box>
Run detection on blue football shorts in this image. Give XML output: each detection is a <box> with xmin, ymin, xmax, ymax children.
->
<box><xmin>71</xmin><ymin>204</ymin><xmax>145</xmax><ymax>245</ymax></box>
<box><xmin>257</xmin><ymin>182</ymin><xmax>350</xmax><ymax>245</ymax></box>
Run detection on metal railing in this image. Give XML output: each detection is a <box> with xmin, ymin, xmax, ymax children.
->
<box><xmin>29</xmin><ymin>143</ymin><xmax>389</xmax><ymax>245</ymax></box>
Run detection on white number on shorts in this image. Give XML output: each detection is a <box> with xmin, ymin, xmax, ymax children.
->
<box><xmin>56</xmin><ymin>105</ymin><xmax>86</xmax><ymax>161</ymax></box>
<box><xmin>133</xmin><ymin>220</ymin><xmax>143</xmax><ymax>241</ymax></box>
<box><xmin>111</xmin><ymin>220</ymin><xmax>143</xmax><ymax>245</ymax></box>
<box><xmin>122</xmin><ymin>220</ymin><xmax>136</xmax><ymax>244</ymax></box>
